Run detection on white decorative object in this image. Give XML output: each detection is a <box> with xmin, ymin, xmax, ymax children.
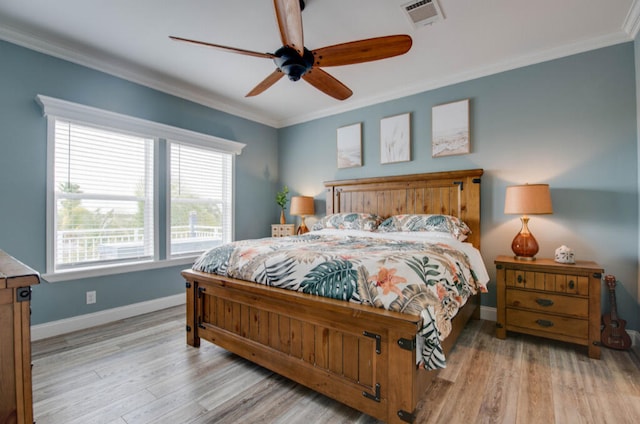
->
<box><xmin>554</xmin><ymin>245</ymin><xmax>575</xmax><ymax>264</ymax></box>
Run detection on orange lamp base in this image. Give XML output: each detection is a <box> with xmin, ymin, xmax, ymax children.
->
<box><xmin>297</xmin><ymin>217</ymin><xmax>309</xmax><ymax>235</ymax></box>
<box><xmin>511</xmin><ymin>216</ymin><xmax>539</xmax><ymax>260</ymax></box>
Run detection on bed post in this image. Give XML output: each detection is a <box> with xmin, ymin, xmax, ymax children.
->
<box><xmin>185</xmin><ymin>278</ymin><xmax>200</xmax><ymax>347</ymax></box>
<box><xmin>325</xmin><ymin>185</ymin><xmax>335</xmax><ymax>214</ymax></box>
<box><xmin>387</xmin><ymin>327</ymin><xmax>421</xmax><ymax>423</ymax></box>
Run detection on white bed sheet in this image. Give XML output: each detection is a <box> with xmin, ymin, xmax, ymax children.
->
<box><xmin>311</xmin><ymin>228</ymin><xmax>490</xmax><ymax>286</ymax></box>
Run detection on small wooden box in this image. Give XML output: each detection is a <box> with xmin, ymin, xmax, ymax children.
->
<box><xmin>271</xmin><ymin>224</ymin><xmax>295</xmax><ymax>237</ymax></box>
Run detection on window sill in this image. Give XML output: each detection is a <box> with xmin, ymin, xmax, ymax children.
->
<box><xmin>42</xmin><ymin>256</ymin><xmax>198</xmax><ymax>283</ymax></box>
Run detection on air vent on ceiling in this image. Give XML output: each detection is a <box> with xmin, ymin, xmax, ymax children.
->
<box><xmin>402</xmin><ymin>0</ymin><xmax>444</xmax><ymax>28</ymax></box>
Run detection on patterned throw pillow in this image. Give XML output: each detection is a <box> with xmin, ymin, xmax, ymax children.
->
<box><xmin>311</xmin><ymin>213</ymin><xmax>382</xmax><ymax>232</ymax></box>
<box><xmin>377</xmin><ymin>214</ymin><xmax>471</xmax><ymax>240</ymax></box>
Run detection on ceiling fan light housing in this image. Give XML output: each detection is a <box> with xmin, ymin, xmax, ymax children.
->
<box><xmin>274</xmin><ymin>46</ymin><xmax>314</xmax><ymax>81</ymax></box>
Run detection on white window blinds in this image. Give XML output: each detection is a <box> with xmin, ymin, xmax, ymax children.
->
<box><xmin>169</xmin><ymin>142</ymin><xmax>233</xmax><ymax>256</ymax></box>
<box><xmin>53</xmin><ymin>120</ymin><xmax>155</xmax><ymax>269</ymax></box>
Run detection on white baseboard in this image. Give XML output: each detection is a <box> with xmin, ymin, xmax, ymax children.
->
<box><xmin>480</xmin><ymin>305</ymin><xmax>497</xmax><ymax>322</ymax></box>
<box><xmin>630</xmin><ymin>330</ymin><xmax>640</xmax><ymax>349</ymax></box>
<box><xmin>31</xmin><ymin>293</ymin><xmax>185</xmax><ymax>341</ymax></box>
<box><xmin>29</xmin><ymin>300</ymin><xmax>636</xmax><ymax>349</ymax></box>
<box><xmin>30</xmin><ymin>301</ymin><xmax>495</xmax><ymax>341</ymax></box>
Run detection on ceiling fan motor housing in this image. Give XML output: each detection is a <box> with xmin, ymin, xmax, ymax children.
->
<box><xmin>274</xmin><ymin>46</ymin><xmax>314</xmax><ymax>81</ymax></box>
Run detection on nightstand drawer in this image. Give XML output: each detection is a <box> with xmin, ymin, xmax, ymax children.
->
<box><xmin>506</xmin><ymin>309</ymin><xmax>588</xmax><ymax>339</ymax></box>
<box><xmin>506</xmin><ymin>289</ymin><xmax>588</xmax><ymax>319</ymax></box>
<box><xmin>505</xmin><ymin>269</ymin><xmax>589</xmax><ymax>295</ymax></box>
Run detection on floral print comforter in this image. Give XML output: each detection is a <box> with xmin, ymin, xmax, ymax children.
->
<box><xmin>192</xmin><ymin>231</ymin><xmax>488</xmax><ymax>369</ymax></box>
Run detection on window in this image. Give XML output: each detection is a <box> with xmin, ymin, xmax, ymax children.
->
<box><xmin>54</xmin><ymin>121</ymin><xmax>155</xmax><ymax>270</ymax></box>
<box><xmin>38</xmin><ymin>95</ymin><xmax>245</xmax><ymax>281</ymax></box>
<box><xmin>169</xmin><ymin>142</ymin><xmax>233</xmax><ymax>257</ymax></box>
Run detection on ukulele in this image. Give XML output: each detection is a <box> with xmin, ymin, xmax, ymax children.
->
<box><xmin>601</xmin><ymin>275</ymin><xmax>631</xmax><ymax>350</ymax></box>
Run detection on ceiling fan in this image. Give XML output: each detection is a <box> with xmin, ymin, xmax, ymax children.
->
<box><xmin>170</xmin><ymin>0</ymin><xmax>412</xmax><ymax>100</ymax></box>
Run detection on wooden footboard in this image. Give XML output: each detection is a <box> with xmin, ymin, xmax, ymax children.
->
<box><xmin>184</xmin><ymin>269</ymin><xmax>479</xmax><ymax>423</ymax></box>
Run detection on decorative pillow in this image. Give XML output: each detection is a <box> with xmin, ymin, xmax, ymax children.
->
<box><xmin>377</xmin><ymin>214</ymin><xmax>471</xmax><ymax>240</ymax></box>
<box><xmin>311</xmin><ymin>213</ymin><xmax>382</xmax><ymax>232</ymax></box>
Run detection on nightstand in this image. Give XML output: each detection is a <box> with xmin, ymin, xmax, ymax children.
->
<box><xmin>271</xmin><ymin>224</ymin><xmax>295</xmax><ymax>237</ymax></box>
<box><xmin>495</xmin><ymin>255</ymin><xmax>603</xmax><ymax>359</ymax></box>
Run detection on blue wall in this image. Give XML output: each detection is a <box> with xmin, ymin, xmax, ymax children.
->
<box><xmin>3</xmin><ymin>38</ymin><xmax>639</xmax><ymax>332</ymax></box>
<box><xmin>635</xmin><ymin>29</ymin><xmax>640</xmax><ymax>322</ymax></box>
<box><xmin>278</xmin><ymin>43</ymin><xmax>640</xmax><ymax>331</ymax></box>
<box><xmin>0</xmin><ymin>40</ymin><xmax>279</xmax><ymax>325</ymax></box>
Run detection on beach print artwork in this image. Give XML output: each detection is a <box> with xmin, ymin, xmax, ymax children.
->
<box><xmin>380</xmin><ymin>113</ymin><xmax>410</xmax><ymax>164</ymax></box>
<box><xmin>336</xmin><ymin>123</ymin><xmax>362</xmax><ymax>168</ymax></box>
<box><xmin>432</xmin><ymin>99</ymin><xmax>470</xmax><ymax>157</ymax></box>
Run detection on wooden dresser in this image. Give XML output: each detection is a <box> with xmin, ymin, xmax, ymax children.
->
<box><xmin>1</xmin><ymin>250</ymin><xmax>40</xmax><ymax>424</ymax></box>
<box><xmin>495</xmin><ymin>255</ymin><xmax>603</xmax><ymax>359</ymax></box>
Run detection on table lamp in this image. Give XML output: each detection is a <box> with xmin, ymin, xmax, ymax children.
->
<box><xmin>290</xmin><ymin>196</ymin><xmax>315</xmax><ymax>234</ymax></box>
<box><xmin>504</xmin><ymin>184</ymin><xmax>553</xmax><ymax>260</ymax></box>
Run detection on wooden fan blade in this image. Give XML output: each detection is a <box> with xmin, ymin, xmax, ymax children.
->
<box><xmin>169</xmin><ymin>36</ymin><xmax>275</xmax><ymax>59</ymax></box>
<box><xmin>302</xmin><ymin>68</ymin><xmax>352</xmax><ymax>100</ymax></box>
<box><xmin>273</xmin><ymin>0</ymin><xmax>304</xmax><ymax>55</ymax></box>
<box><xmin>246</xmin><ymin>69</ymin><xmax>284</xmax><ymax>97</ymax></box>
<box><xmin>313</xmin><ymin>35</ymin><xmax>412</xmax><ymax>67</ymax></box>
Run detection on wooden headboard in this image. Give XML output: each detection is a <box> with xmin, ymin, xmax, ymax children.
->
<box><xmin>323</xmin><ymin>169</ymin><xmax>483</xmax><ymax>248</ymax></box>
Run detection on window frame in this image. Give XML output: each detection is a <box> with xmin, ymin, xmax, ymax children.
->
<box><xmin>37</xmin><ymin>95</ymin><xmax>245</xmax><ymax>282</ymax></box>
<box><xmin>53</xmin><ymin>118</ymin><xmax>159</xmax><ymax>271</ymax></box>
<box><xmin>166</xmin><ymin>140</ymin><xmax>235</xmax><ymax>259</ymax></box>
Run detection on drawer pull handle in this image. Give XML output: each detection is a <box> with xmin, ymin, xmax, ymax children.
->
<box><xmin>517</xmin><ymin>275</ymin><xmax>524</xmax><ymax>284</ymax></box>
<box><xmin>568</xmin><ymin>280</ymin><xmax>575</xmax><ymax>289</ymax></box>
<box><xmin>535</xmin><ymin>319</ymin><xmax>554</xmax><ymax>328</ymax></box>
<box><xmin>535</xmin><ymin>298</ymin><xmax>554</xmax><ymax>307</ymax></box>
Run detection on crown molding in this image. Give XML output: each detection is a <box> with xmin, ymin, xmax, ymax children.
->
<box><xmin>624</xmin><ymin>0</ymin><xmax>640</xmax><ymax>38</ymax></box>
<box><xmin>276</xmin><ymin>30</ymin><xmax>632</xmax><ymax>127</ymax></box>
<box><xmin>0</xmin><ymin>21</ymin><xmax>279</xmax><ymax>128</ymax></box>
<box><xmin>0</xmin><ymin>18</ymin><xmax>633</xmax><ymax>129</ymax></box>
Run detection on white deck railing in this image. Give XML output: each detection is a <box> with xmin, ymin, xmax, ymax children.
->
<box><xmin>56</xmin><ymin>225</ymin><xmax>222</xmax><ymax>264</ymax></box>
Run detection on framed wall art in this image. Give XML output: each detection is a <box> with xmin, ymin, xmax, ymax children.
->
<box><xmin>380</xmin><ymin>112</ymin><xmax>410</xmax><ymax>164</ymax></box>
<box><xmin>336</xmin><ymin>122</ymin><xmax>362</xmax><ymax>168</ymax></box>
<box><xmin>432</xmin><ymin>99</ymin><xmax>470</xmax><ymax>158</ymax></box>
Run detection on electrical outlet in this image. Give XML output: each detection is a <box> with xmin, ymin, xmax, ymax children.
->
<box><xmin>86</xmin><ymin>290</ymin><xmax>96</xmax><ymax>304</ymax></box>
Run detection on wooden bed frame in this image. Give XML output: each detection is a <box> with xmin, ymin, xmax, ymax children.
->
<box><xmin>182</xmin><ymin>169</ymin><xmax>483</xmax><ymax>423</ymax></box>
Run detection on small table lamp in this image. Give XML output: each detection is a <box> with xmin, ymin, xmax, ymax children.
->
<box><xmin>504</xmin><ymin>184</ymin><xmax>553</xmax><ymax>260</ymax></box>
<box><xmin>290</xmin><ymin>196</ymin><xmax>315</xmax><ymax>234</ymax></box>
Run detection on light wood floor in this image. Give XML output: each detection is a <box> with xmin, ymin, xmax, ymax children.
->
<box><xmin>32</xmin><ymin>306</ymin><xmax>640</xmax><ymax>424</ymax></box>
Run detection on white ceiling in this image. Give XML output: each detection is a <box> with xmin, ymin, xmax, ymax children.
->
<box><xmin>0</xmin><ymin>0</ymin><xmax>638</xmax><ymax>128</ymax></box>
